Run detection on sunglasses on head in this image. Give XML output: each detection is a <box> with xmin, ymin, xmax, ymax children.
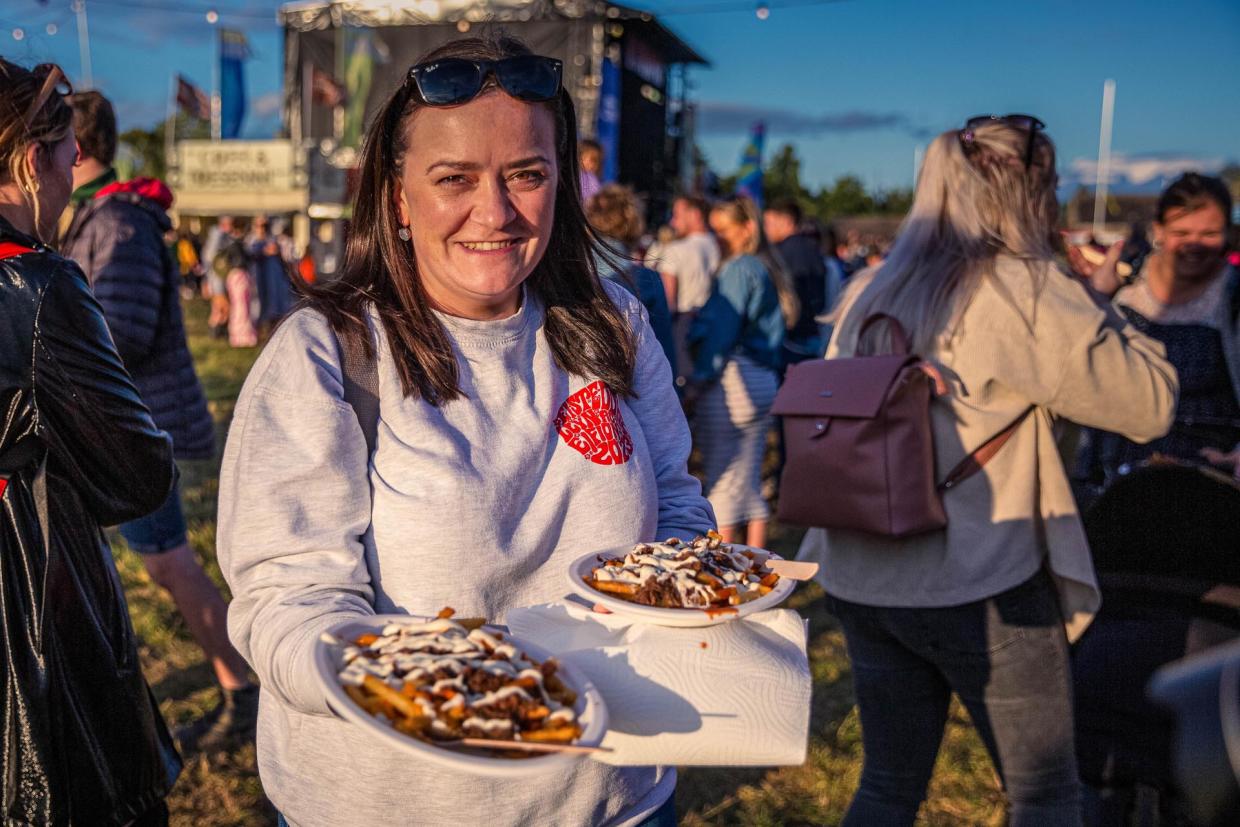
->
<box><xmin>24</xmin><ymin>63</ymin><xmax>73</xmax><ymax>127</ymax></box>
<box><xmin>406</xmin><ymin>55</ymin><xmax>563</xmax><ymax>106</ymax></box>
<box><xmin>960</xmin><ymin>113</ymin><xmax>1046</xmax><ymax>169</ymax></box>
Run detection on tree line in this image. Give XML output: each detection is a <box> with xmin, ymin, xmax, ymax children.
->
<box><xmin>713</xmin><ymin>143</ymin><xmax>914</xmax><ymax>220</ymax></box>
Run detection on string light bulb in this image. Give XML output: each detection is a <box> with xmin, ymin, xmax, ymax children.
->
<box><xmin>756</xmin><ymin>3</ymin><xmax>770</xmax><ymax>19</ymax></box>
<box><xmin>46</xmin><ymin>23</ymin><xmax>58</xmax><ymax>35</ymax></box>
<box><xmin>11</xmin><ymin>28</ymin><xmax>24</xmax><ymax>41</ymax></box>
<box><xmin>205</xmin><ymin>9</ymin><xmax>219</xmax><ymax>24</ymax></box>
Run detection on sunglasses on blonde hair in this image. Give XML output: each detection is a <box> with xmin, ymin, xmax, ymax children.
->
<box><xmin>23</xmin><ymin>64</ymin><xmax>73</xmax><ymax>127</ymax></box>
<box><xmin>960</xmin><ymin>113</ymin><xmax>1046</xmax><ymax>169</ymax></box>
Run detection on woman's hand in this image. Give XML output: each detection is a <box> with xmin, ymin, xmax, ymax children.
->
<box><xmin>1065</xmin><ymin>240</ymin><xmax>1126</xmax><ymax>298</ymax></box>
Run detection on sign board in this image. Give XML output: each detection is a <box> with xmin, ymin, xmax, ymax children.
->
<box><xmin>172</xmin><ymin>140</ymin><xmax>307</xmax><ymax>214</ymax></box>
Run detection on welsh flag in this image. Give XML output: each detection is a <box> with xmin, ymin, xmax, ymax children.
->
<box><xmin>736</xmin><ymin>122</ymin><xmax>765</xmax><ymax>208</ymax></box>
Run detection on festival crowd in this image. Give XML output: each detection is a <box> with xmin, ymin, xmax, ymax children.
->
<box><xmin>0</xmin><ymin>32</ymin><xmax>1238</xmax><ymax>827</ymax></box>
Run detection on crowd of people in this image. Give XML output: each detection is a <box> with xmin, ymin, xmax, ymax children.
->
<box><xmin>192</xmin><ymin>213</ymin><xmax>301</xmax><ymax>345</ymax></box>
<box><xmin>1</xmin><ymin>32</ymin><xmax>1239</xmax><ymax>827</ymax></box>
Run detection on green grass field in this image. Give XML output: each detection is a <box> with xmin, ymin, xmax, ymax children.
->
<box><xmin>115</xmin><ymin>299</ymin><xmax>1006</xmax><ymax>826</ymax></box>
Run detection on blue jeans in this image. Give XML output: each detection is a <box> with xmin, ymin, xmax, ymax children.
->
<box><xmin>276</xmin><ymin>792</ymin><xmax>675</xmax><ymax>826</ymax></box>
<box><xmin>118</xmin><ymin>479</ymin><xmax>188</xmax><ymax>554</ymax></box>
<box><xmin>827</xmin><ymin>570</ymin><xmax>1082</xmax><ymax>827</ymax></box>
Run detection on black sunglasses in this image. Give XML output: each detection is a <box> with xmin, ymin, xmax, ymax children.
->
<box><xmin>407</xmin><ymin>55</ymin><xmax>563</xmax><ymax>106</ymax></box>
<box><xmin>961</xmin><ymin>113</ymin><xmax>1047</xmax><ymax>169</ymax></box>
<box><xmin>24</xmin><ymin>63</ymin><xmax>73</xmax><ymax>127</ymax></box>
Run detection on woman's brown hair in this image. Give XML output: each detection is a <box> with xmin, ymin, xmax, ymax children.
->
<box><xmin>0</xmin><ymin>59</ymin><xmax>73</xmax><ymax>239</ymax></box>
<box><xmin>301</xmin><ymin>34</ymin><xmax>638</xmax><ymax>404</ymax></box>
<box><xmin>586</xmin><ymin>184</ymin><xmax>645</xmax><ymax>247</ymax></box>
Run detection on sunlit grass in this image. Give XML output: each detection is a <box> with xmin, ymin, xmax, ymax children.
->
<box><xmin>121</xmin><ymin>299</ymin><xmax>1000</xmax><ymax>826</ymax></box>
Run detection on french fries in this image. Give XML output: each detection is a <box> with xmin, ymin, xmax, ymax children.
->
<box><xmin>362</xmin><ymin>674</ymin><xmax>424</xmax><ymax>720</ymax></box>
<box><xmin>585</xmin><ymin>579</ymin><xmax>639</xmax><ymax>596</ymax></box>
<box><xmin>337</xmin><ymin>611</ymin><xmax>585</xmax><ymax>758</ymax></box>
<box><xmin>584</xmin><ymin>535</ymin><xmax>783</xmax><ymax>611</ymax></box>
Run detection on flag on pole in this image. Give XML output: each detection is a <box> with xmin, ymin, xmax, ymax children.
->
<box><xmin>310</xmin><ymin>66</ymin><xmax>346</xmax><ymax>108</ymax></box>
<box><xmin>176</xmin><ymin>74</ymin><xmax>210</xmax><ymax>120</ymax></box>
<box><xmin>342</xmin><ymin>28</ymin><xmax>388</xmax><ymax>148</ymax></box>
<box><xmin>219</xmin><ymin>28</ymin><xmax>250</xmax><ymax>139</ymax></box>
<box><xmin>595</xmin><ymin>54</ymin><xmax>621</xmax><ymax>184</ymax></box>
<box><xmin>736</xmin><ymin>121</ymin><xmax>766</xmax><ymax>208</ymax></box>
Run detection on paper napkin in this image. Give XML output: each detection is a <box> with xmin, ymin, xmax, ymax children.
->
<box><xmin>506</xmin><ymin>600</ymin><xmax>811</xmax><ymax>767</ymax></box>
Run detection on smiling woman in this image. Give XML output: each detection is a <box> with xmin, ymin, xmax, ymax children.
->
<box><xmin>300</xmin><ymin>35</ymin><xmax>637</xmax><ymax>404</ymax></box>
<box><xmin>215</xmin><ymin>34</ymin><xmax>714</xmax><ymax>827</ymax></box>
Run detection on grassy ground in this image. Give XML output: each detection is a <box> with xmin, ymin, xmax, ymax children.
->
<box><xmin>116</xmin><ymin>299</ymin><xmax>1005</xmax><ymax>826</ymax></box>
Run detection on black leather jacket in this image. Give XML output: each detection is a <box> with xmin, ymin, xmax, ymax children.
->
<box><xmin>0</xmin><ymin>217</ymin><xmax>180</xmax><ymax>824</ymax></box>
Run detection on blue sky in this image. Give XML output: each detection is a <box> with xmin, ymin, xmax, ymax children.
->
<box><xmin>4</xmin><ymin>0</ymin><xmax>1239</xmax><ymax>192</ymax></box>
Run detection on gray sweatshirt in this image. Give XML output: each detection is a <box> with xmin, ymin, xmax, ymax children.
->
<box><xmin>217</xmin><ymin>282</ymin><xmax>714</xmax><ymax>827</ymax></box>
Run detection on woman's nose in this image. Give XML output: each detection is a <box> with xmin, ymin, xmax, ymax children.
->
<box><xmin>471</xmin><ymin>178</ymin><xmax>517</xmax><ymax>231</ymax></box>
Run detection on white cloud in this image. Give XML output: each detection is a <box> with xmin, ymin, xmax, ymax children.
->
<box><xmin>1070</xmin><ymin>152</ymin><xmax>1226</xmax><ymax>186</ymax></box>
<box><xmin>695</xmin><ymin>102</ymin><xmax>932</xmax><ymax>139</ymax></box>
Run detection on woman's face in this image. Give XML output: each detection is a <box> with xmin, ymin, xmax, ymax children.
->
<box><xmin>395</xmin><ymin>91</ymin><xmax>558</xmax><ymax>320</ymax></box>
<box><xmin>1154</xmin><ymin>202</ymin><xmax>1228</xmax><ymax>285</ymax></box>
<box><xmin>32</xmin><ymin>127</ymin><xmax>78</xmax><ymax>239</ymax></box>
<box><xmin>709</xmin><ymin>209</ymin><xmax>753</xmax><ymax>258</ymax></box>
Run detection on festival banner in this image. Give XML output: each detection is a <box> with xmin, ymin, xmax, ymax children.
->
<box><xmin>342</xmin><ymin>28</ymin><xmax>388</xmax><ymax>148</ymax></box>
<box><xmin>595</xmin><ymin>54</ymin><xmax>621</xmax><ymax>184</ymax></box>
<box><xmin>736</xmin><ymin>122</ymin><xmax>765</xmax><ymax>208</ymax></box>
<box><xmin>219</xmin><ymin>28</ymin><xmax>250</xmax><ymax>139</ymax></box>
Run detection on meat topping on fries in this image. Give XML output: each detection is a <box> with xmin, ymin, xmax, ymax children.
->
<box><xmin>335</xmin><ymin>616</ymin><xmax>581</xmax><ymax>749</ymax></box>
<box><xmin>585</xmin><ymin>532</ymin><xmax>780</xmax><ymax>609</ymax></box>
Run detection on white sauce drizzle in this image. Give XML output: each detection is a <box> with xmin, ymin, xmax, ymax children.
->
<box><xmin>590</xmin><ymin>536</ymin><xmax>774</xmax><ymax>608</ymax></box>
<box><xmin>336</xmin><ymin>617</ymin><xmax>579</xmax><ymax>744</ymax></box>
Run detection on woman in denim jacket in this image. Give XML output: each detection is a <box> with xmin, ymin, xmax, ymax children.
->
<box><xmin>686</xmin><ymin>196</ymin><xmax>798</xmax><ymax>547</ymax></box>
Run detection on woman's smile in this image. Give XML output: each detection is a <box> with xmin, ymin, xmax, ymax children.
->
<box><xmin>457</xmin><ymin>238</ymin><xmax>524</xmax><ymax>253</ymax></box>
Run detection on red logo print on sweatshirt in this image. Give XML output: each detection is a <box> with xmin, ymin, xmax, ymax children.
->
<box><xmin>554</xmin><ymin>380</ymin><xmax>634</xmax><ymax>465</ymax></box>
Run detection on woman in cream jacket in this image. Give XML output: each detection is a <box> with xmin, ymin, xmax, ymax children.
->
<box><xmin>800</xmin><ymin>115</ymin><xmax>1177</xmax><ymax>827</ymax></box>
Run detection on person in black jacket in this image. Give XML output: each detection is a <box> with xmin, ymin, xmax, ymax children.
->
<box><xmin>60</xmin><ymin>90</ymin><xmax>257</xmax><ymax>751</ymax></box>
<box><xmin>0</xmin><ymin>58</ymin><xmax>179</xmax><ymax>826</ymax></box>
<box><xmin>763</xmin><ymin>198</ymin><xmax>827</xmax><ymax>365</ymax></box>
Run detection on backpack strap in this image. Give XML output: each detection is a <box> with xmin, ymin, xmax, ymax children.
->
<box><xmin>857</xmin><ymin>313</ymin><xmax>911</xmax><ymax>354</ymax></box>
<box><xmin>337</xmin><ymin>327</ymin><xmax>380</xmax><ymax>457</ymax></box>
<box><xmin>939</xmin><ymin>405</ymin><xmax>1036</xmax><ymax>491</ymax></box>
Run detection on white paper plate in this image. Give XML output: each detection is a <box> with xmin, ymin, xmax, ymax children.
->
<box><xmin>314</xmin><ymin>614</ymin><xmax>609</xmax><ymax>777</ymax></box>
<box><xmin>565</xmin><ymin>544</ymin><xmax>797</xmax><ymax>628</ymax></box>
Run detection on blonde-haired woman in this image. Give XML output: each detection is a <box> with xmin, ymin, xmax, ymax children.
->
<box><xmin>687</xmin><ymin>196</ymin><xmax>797</xmax><ymax>547</ymax></box>
<box><xmin>800</xmin><ymin>116</ymin><xmax>1177</xmax><ymax>826</ymax></box>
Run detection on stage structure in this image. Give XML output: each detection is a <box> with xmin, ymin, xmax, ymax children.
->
<box><xmin>278</xmin><ymin>0</ymin><xmax>707</xmax><ymax>278</ymax></box>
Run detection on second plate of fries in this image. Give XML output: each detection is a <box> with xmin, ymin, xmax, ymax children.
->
<box><xmin>566</xmin><ymin>534</ymin><xmax>798</xmax><ymax>628</ymax></box>
<box><xmin>314</xmin><ymin>613</ymin><xmax>609</xmax><ymax>777</ymax></box>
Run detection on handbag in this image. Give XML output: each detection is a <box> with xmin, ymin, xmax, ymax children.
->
<box><xmin>771</xmin><ymin>313</ymin><xmax>1032</xmax><ymax>537</ymax></box>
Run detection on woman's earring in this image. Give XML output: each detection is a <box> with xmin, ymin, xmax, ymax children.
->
<box><xmin>397</xmin><ymin>226</ymin><xmax>411</xmax><ymax>241</ymax></box>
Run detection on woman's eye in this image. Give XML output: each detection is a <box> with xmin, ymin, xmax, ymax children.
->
<box><xmin>437</xmin><ymin>175</ymin><xmax>468</xmax><ymax>186</ymax></box>
<box><xmin>511</xmin><ymin>170</ymin><xmax>548</xmax><ymax>187</ymax></box>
